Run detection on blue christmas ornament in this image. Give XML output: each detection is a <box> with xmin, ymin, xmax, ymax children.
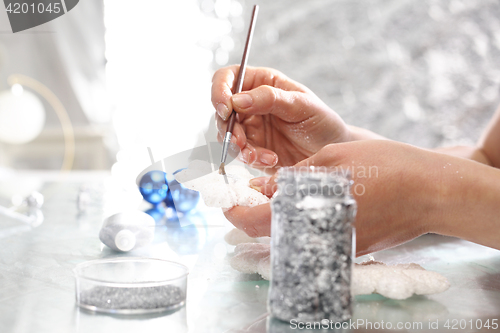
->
<box><xmin>164</xmin><ymin>170</ymin><xmax>200</xmax><ymax>213</ymax></box>
<box><xmin>139</xmin><ymin>171</ymin><xmax>169</xmax><ymax>206</ymax></box>
<box><xmin>145</xmin><ymin>206</ymin><xmax>165</xmax><ymax>222</ymax></box>
<box><xmin>164</xmin><ymin>188</ymin><xmax>174</xmax><ymax>210</ymax></box>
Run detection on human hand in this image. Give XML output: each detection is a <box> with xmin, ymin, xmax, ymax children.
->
<box><xmin>211</xmin><ymin>65</ymin><xmax>350</xmax><ymax>170</ymax></box>
<box><xmin>224</xmin><ymin>140</ymin><xmax>490</xmax><ymax>256</ymax></box>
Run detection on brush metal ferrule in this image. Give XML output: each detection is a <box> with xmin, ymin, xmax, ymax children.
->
<box><xmin>221</xmin><ymin>132</ymin><xmax>232</xmax><ymax>164</ymax></box>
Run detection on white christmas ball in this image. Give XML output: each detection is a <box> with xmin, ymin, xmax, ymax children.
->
<box><xmin>0</xmin><ymin>88</ymin><xmax>45</xmax><ymax>144</ymax></box>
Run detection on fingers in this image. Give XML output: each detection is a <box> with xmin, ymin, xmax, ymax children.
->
<box><xmin>259</xmin><ymin>174</ymin><xmax>278</xmax><ymax>197</ymax></box>
<box><xmin>224</xmin><ymin>144</ymin><xmax>349</xmax><ymax>239</ymax></box>
<box><xmin>249</xmin><ymin>145</ymin><xmax>278</xmax><ymax>168</ymax></box>
<box><xmin>249</xmin><ymin>176</ymin><xmax>270</xmax><ymax>192</ymax></box>
<box><xmin>231</xmin><ymin>85</ymin><xmax>324</xmax><ymax>122</ymax></box>
<box><xmin>256</xmin><ymin>144</ymin><xmax>350</xmax><ymax>196</ymax></box>
<box><xmin>236</xmin><ymin>142</ymin><xmax>278</xmax><ymax>167</ymax></box>
<box><xmin>293</xmin><ymin>143</ymin><xmax>348</xmax><ymax>167</ymax></box>
<box><xmin>223</xmin><ymin>203</ymin><xmax>272</xmax><ymax>238</ymax></box>
<box><xmin>215</xmin><ymin>113</ymin><xmax>279</xmax><ymax>167</ymax></box>
<box><xmin>211</xmin><ymin>65</ymin><xmax>310</xmax><ymax>121</ymax></box>
<box><xmin>239</xmin><ymin>143</ymin><xmax>256</xmax><ymax>164</ymax></box>
<box><xmin>215</xmin><ymin>113</ymin><xmax>247</xmax><ymax>149</ymax></box>
<box><xmin>212</xmin><ymin>65</ymin><xmax>237</xmax><ymax>121</ymax></box>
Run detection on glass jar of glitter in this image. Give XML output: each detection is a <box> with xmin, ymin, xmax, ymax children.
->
<box><xmin>268</xmin><ymin>166</ymin><xmax>357</xmax><ymax>323</ymax></box>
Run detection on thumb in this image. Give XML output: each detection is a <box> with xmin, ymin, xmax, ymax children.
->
<box><xmin>293</xmin><ymin>144</ymin><xmax>346</xmax><ymax>168</ymax></box>
<box><xmin>231</xmin><ymin>85</ymin><xmax>325</xmax><ymax>122</ymax></box>
<box><xmin>259</xmin><ymin>144</ymin><xmax>347</xmax><ymax>196</ymax></box>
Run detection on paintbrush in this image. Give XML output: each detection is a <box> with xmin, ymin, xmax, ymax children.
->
<box><xmin>219</xmin><ymin>5</ymin><xmax>259</xmax><ymax>175</ymax></box>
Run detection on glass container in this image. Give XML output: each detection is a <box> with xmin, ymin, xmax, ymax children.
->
<box><xmin>74</xmin><ymin>257</ymin><xmax>188</xmax><ymax>314</ymax></box>
<box><xmin>268</xmin><ymin>166</ymin><xmax>356</xmax><ymax>323</ymax></box>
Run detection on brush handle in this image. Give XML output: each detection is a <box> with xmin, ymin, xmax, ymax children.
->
<box><xmin>226</xmin><ymin>5</ymin><xmax>259</xmax><ymax>135</ymax></box>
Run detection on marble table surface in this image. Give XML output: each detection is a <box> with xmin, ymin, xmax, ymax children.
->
<box><xmin>0</xmin><ymin>172</ymin><xmax>499</xmax><ymax>333</ymax></box>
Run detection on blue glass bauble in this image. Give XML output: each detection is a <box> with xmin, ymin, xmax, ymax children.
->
<box><xmin>164</xmin><ymin>171</ymin><xmax>200</xmax><ymax>213</ymax></box>
<box><xmin>139</xmin><ymin>171</ymin><xmax>168</xmax><ymax>205</ymax></box>
<box><xmin>145</xmin><ymin>206</ymin><xmax>165</xmax><ymax>222</ymax></box>
<box><xmin>164</xmin><ymin>188</ymin><xmax>174</xmax><ymax>210</ymax></box>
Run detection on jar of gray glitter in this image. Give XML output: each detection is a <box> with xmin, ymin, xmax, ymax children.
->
<box><xmin>268</xmin><ymin>166</ymin><xmax>357</xmax><ymax>323</ymax></box>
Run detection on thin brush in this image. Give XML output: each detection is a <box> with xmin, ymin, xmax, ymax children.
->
<box><xmin>219</xmin><ymin>5</ymin><xmax>259</xmax><ymax>175</ymax></box>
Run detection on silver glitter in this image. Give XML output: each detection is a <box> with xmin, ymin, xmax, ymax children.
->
<box><xmin>268</xmin><ymin>167</ymin><xmax>356</xmax><ymax>323</ymax></box>
<box><xmin>79</xmin><ymin>285</ymin><xmax>184</xmax><ymax>312</ymax></box>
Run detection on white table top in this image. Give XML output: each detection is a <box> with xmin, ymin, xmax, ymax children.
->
<box><xmin>0</xmin><ymin>175</ymin><xmax>499</xmax><ymax>333</ymax></box>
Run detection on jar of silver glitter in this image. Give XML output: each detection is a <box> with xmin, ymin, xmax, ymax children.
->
<box><xmin>268</xmin><ymin>166</ymin><xmax>356</xmax><ymax>323</ymax></box>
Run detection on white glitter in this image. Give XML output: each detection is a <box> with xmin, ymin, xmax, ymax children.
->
<box><xmin>79</xmin><ymin>285</ymin><xmax>184</xmax><ymax>311</ymax></box>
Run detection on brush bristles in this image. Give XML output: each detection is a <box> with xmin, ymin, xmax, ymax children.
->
<box><xmin>219</xmin><ymin>163</ymin><xmax>226</xmax><ymax>175</ymax></box>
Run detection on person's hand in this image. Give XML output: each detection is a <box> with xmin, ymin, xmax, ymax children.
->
<box><xmin>211</xmin><ymin>65</ymin><xmax>350</xmax><ymax>170</ymax></box>
<box><xmin>225</xmin><ymin>140</ymin><xmax>439</xmax><ymax>254</ymax></box>
<box><xmin>224</xmin><ymin>140</ymin><xmax>500</xmax><ymax>255</ymax></box>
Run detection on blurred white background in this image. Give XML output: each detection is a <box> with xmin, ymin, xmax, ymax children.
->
<box><xmin>104</xmin><ymin>0</ymin><xmax>240</xmax><ymax>189</ymax></box>
<box><xmin>0</xmin><ymin>0</ymin><xmax>499</xmax><ymax>176</ymax></box>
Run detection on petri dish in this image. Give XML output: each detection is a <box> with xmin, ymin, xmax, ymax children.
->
<box><xmin>74</xmin><ymin>257</ymin><xmax>188</xmax><ymax>314</ymax></box>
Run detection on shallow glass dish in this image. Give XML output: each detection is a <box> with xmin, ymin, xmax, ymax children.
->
<box><xmin>74</xmin><ymin>257</ymin><xmax>188</xmax><ymax>314</ymax></box>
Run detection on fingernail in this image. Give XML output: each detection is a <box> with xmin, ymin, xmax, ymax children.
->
<box><xmin>229</xmin><ymin>141</ymin><xmax>240</xmax><ymax>156</ymax></box>
<box><xmin>232</xmin><ymin>93</ymin><xmax>253</xmax><ymax>109</ymax></box>
<box><xmin>250</xmin><ymin>185</ymin><xmax>262</xmax><ymax>192</ymax></box>
<box><xmin>217</xmin><ymin>103</ymin><xmax>229</xmax><ymax>120</ymax></box>
<box><xmin>249</xmin><ymin>177</ymin><xmax>269</xmax><ymax>186</ymax></box>
<box><xmin>260</xmin><ymin>153</ymin><xmax>277</xmax><ymax>166</ymax></box>
<box><xmin>239</xmin><ymin>148</ymin><xmax>251</xmax><ymax>163</ymax></box>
